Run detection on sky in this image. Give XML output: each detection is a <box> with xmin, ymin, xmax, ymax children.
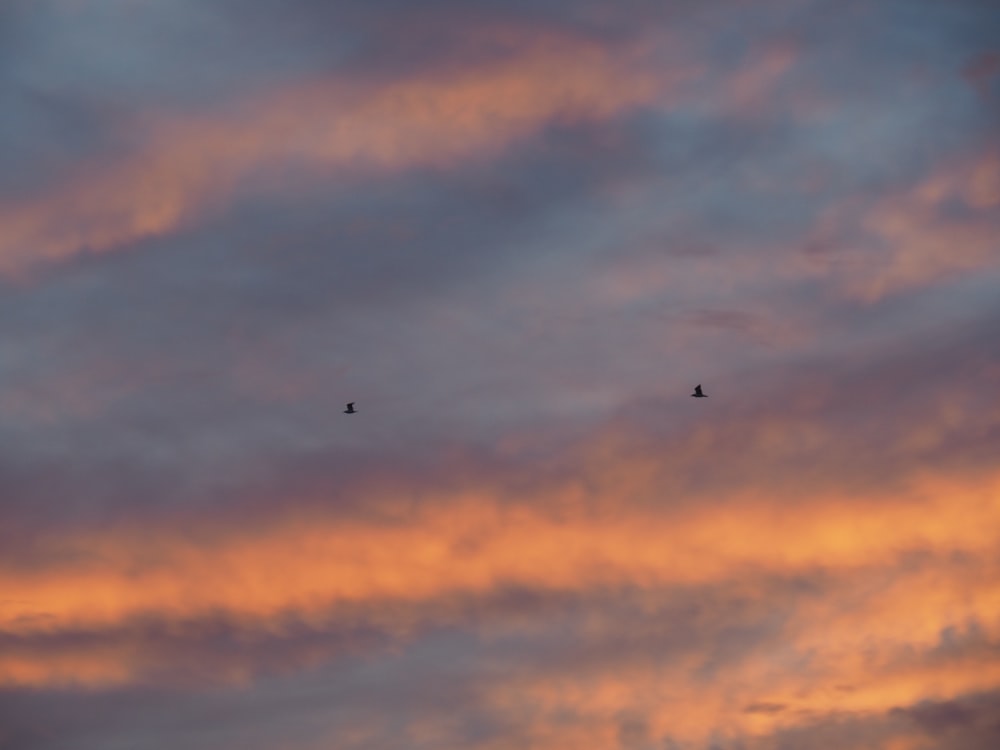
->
<box><xmin>1</xmin><ymin>0</ymin><xmax>999</xmax><ymax>748</ymax></box>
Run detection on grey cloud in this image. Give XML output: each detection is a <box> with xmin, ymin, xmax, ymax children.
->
<box><xmin>0</xmin><ymin>114</ymin><xmax>668</xmax><ymax>517</ymax></box>
<box><xmin>736</xmin><ymin>690</ymin><xmax>1000</xmax><ymax>750</ymax></box>
<box><xmin>894</xmin><ymin>699</ymin><xmax>977</xmax><ymax>735</ymax></box>
<box><xmin>0</xmin><ymin>629</ymin><xmax>509</xmax><ymax>750</ymax></box>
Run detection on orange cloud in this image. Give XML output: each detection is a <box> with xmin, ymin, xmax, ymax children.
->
<box><xmin>478</xmin><ymin>561</ymin><xmax>1000</xmax><ymax>747</ymax></box>
<box><xmin>2</xmin><ymin>463</ymin><xmax>998</xmax><ymax>678</ymax></box>
<box><xmin>0</xmin><ymin>646</ymin><xmax>136</xmax><ymax>689</ymax></box>
<box><xmin>804</xmin><ymin>150</ymin><xmax>1000</xmax><ymax>301</ymax></box>
<box><xmin>2</xmin><ymin>362</ymin><xmax>998</xmax><ymax>750</ymax></box>
<box><xmin>0</xmin><ymin>32</ymin><xmax>662</xmax><ymax>276</ymax></box>
<box><xmin>1</xmin><ymin>463</ymin><xmax>997</xmax><ymax>750</ymax></box>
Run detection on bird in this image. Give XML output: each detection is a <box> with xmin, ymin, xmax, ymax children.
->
<box><xmin>343</xmin><ymin>402</ymin><xmax>357</xmax><ymax>414</ymax></box>
<box><xmin>691</xmin><ymin>384</ymin><xmax>707</xmax><ymax>398</ymax></box>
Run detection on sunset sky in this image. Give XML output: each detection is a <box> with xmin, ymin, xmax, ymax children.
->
<box><xmin>1</xmin><ymin>1</ymin><xmax>999</xmax><ymax>748</ymax></box>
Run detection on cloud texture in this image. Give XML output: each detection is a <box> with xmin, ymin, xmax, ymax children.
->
<box><xmin>1</xmin><ymin>1</ymin><xmax>999</xmax><ymax>748</ymax></box>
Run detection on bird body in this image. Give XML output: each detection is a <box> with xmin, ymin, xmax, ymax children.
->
<box><xmin>344</xmin><ymin>402</ymin><xmax>357</xmax><ymax>414</ymax></box>
<box><xmin>691</xmin><ymin>385</ymin><xmax>707</xmax><ymax>398</ymax></box>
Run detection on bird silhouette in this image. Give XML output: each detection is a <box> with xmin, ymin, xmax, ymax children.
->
<box><xmin>691</xmin><ymin>384</ymin><xmax>707</xmax><ymax>398</ymax></box>
<box><xmin>343</xmin><ymin>402</ymin><xmax>357</xmax><ymax>414</ymax></box>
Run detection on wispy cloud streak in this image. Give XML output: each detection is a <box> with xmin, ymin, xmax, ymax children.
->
<box><xmin>0</xmin><ymin>30</ymin><xmax>661</xmax><ymax>275</ymax></box>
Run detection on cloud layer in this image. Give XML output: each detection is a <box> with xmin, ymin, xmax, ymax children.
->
<box><xmin>2</xmin><ymin>1</ymin><xmax>999</xmax><ymax>748</ymax></box>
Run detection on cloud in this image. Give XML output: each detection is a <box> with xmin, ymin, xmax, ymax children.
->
<box><xmin>800</xmin><ymin>149</ymin><xmax>1000</xmax><ymax>300</ymax></box>
<box><xmin>963</xmin><ymin>51</ymin><xmax>1000</xmax><ymax>98</ymax></box>
<box><xmin>894</xmin><ymin>699</ymin><xmax>977</xmax><ymax>736</ymax></box>
<box><xmin>2</xmin><ymin>305</ymin><xmax>998</xmax><ymax>747</ymax></box>
<box><xmin>0</xmin><ymin>27</ymin><xmax>663</xmax><ymax>276</ymax></box>
<box><xmin>2</xmin><ymin>2</ymin><xmax>1000</xmax><ymax>749</ymax></box>
<box><xmin>3</xmin><ymin>422</ymin><xmax>999</xmax><ymax>677</ymax></box>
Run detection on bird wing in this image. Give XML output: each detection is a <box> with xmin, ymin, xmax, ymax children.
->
<box><xmin>694</xmin><ymin>385</ymin><xmax>703</xmax><ymax>396</ymax></box>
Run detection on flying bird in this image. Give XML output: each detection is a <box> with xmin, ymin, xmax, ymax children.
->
<box><xmin>343</xmin><ymin>402</ymin><xmax>357</xmax><ymax>414</ymax></box>
<box><xmin>691</xmin><ymin>384</ymin><xmax>707</xmax><ymax>398</ymax></box>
